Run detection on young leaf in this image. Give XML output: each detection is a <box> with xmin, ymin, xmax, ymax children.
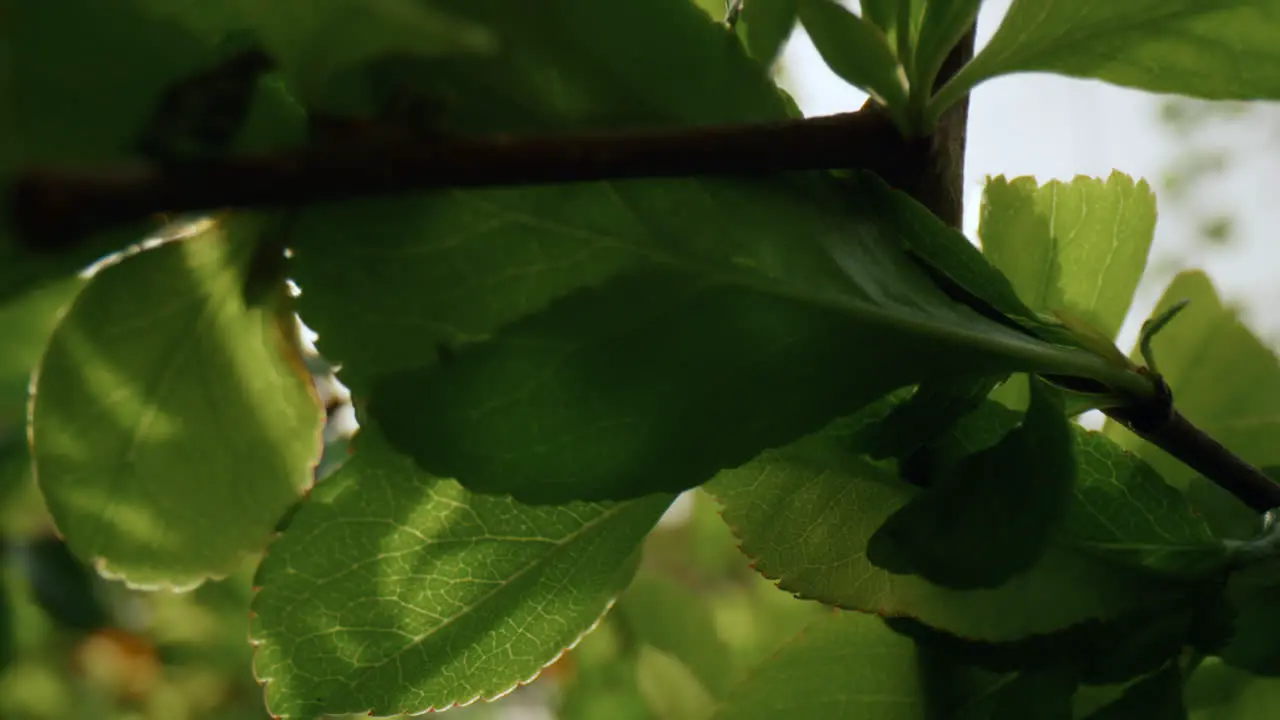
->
<box><xmin>931</xmin><ymin>1</ymin><xmax>1280</xmax><ymax>119</ymax></box>
<box><xmin>911</xmin><ymin>1</ymin><xmax>981</xmax><ymax>101</ymax></box>
<box><xmin>616</xmin><ymin>576</ymin><xmax>735</xmax><ymax>697</ymax></box>
<box><xmin>979</xmin><ymin>173</ymin><xmax>1157</xmax><ymax>343</ymax></box>
<box><xmin>798</xmin><ymin>0</ymin><xmax>908</xmax><ymax>113</ymax></box>
<box><xmin>741</xmin><ymin>0</ymin><xmax>798</xmax><ymax>67</ymax></box>
<box><xmin>1067</xmin><ymin>431</ymin><xmax>1228</xmax><ymax>579</ymax></box>
<box><xmin>30</xmin><ymin>217</ymin><xmax>323</xmax><ymax>588</ymax></box>
<box><xmin>1104</xmin><ymin>272</ymin><xmax>1280</xmax><ymax>538</ymax></box>
<box><xmin>250</xmin><ymin>426</ymin><xmax>672</xmax><ymax>718</ymax></box>
<box><xmin>705</xmin><ymin>416</ymin><xmax>1175</xmax><ymax>642</ymax></box>
<box><xmin>867</xmin><ymin>380</ymin><xmax>1075</xmax><ymax>590</ymax></box>
<box><xmin>710</xmin><ymin>611</ymin><xmax>926</xmax><ymax>719</ymax></box>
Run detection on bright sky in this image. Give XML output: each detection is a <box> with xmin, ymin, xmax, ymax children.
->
<box><xmin>779</xmin><ymin>0</ymin><xmax>1280</xmax><ymax>352</ymax></box>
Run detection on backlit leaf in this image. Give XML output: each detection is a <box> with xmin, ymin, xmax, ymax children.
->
<box><xmin>31</xmin><ymin>217</ymin><xmax>323</xmax><ymax>587</ymax></box>
<box><xmin>1068</xmin><ymin>431</ymin><xmax>1227</xmax><ymax>579</ymax></box>
<box><xmin>1185</xmin><ymin>658</ymin><xmax>1280</xmax><ymax>719</ymax></box>
<box><xmin>932</xmin><ymin>1</ymin><xmax>1280</xmax><ymax>118</ymax></box>
<box><xmin>980</xmin><ymin>173</ymin><xmax>1157</xmax><ymax>343</ymax></box>
<box><xmin>711</xmin><ymin>611</ymin><xmax>926</xmax><ymax>719</ymax></box>
<box><xmin>250</xmin><ymin>426</ymin><xmax>671</xmax><ymax>718</ymax></box>
<box><xmin>741</xmin><ymin>0</ymin><xmax>798</xmax><ymax>67</ymax></box>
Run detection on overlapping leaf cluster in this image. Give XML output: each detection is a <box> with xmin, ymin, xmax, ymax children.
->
<box><xmin>5</xmin><ymin>0</ymin><xmax>1280</xmax><ymax>718</ymax></box>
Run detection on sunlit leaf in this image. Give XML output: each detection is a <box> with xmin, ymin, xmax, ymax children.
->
<box><xmin>932</xmin><ymin>1</ymin><xmax>1280</xmax><ymax>118</ymax></box>
<box><xmin>250</xmin><ymin>426</ymin><xmax>671</xmax><ymax>717</ymax></box>
<box><xmin>980</xmin><ymin>173</ymin><xmax>1157</xmax><ymax>343</ymax></box>
<box><xmin>31</xmin><ymin>217</ymin><xmax>323</xmax><ymax>587</ymax></box>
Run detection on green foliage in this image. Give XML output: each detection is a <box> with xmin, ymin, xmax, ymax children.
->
<box><xmin>6</xmin><ymin>1</ymin><xmax>1280</xmax><ymax>717</ymax></box>
<box><xmin>980</xmin><ymin>172</ymin><xmax>1157</xmax><ymax>344</ymax></box>
<box><xmin>798</xmin><ymin>0</ymin><xmax>907</xmax><ymax>119</ymax></box>
<box><xmin>30</xmin><ymin>217</ymin><xmax>323</xmax><ymax>588</ymax></box>
<box><xmin>932</xmin><ymin>1</ymin><xmax>1280</xmax><ymax>120</ymax></box>
<box><xmin>250</xmin><ymin>425</ymin><xmax>670</xmax><ymax>717</ymax></box>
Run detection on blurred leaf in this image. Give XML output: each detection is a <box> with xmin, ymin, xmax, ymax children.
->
<box><xmin>1087</xmin><ymin>662</ymin><xmax>1185</xmax><ymax>719</ymax></box>
<box><xmin>0</xmin><ymin>279</ymin><xmax>82</xmax><ymax>424</ymax></box>
<box><xmin>932</xmin><ymin>2</ymin><xmax>1280</xmax><ymax>118</ymax></box>
<box><xmin>18</xmin><ymin>536</ymin><xmax>110</xmax><ymax>632</ymax></box>
<box><xmin>1104</xmin><ymin>272</ymin><xmax>1280</xmax><ymax>539</ymax></box>
<box><xmin>741</xmin><ymin>0</ymin><xmax>798</xmax><ymax>67</ymax></box>
<box><xmin>980</xmin><ymin>173</ymin><xmax>1157</xmax><ymax>343</ymax></box>
<box><xmin>250</xmin><ymin>425</ymin><xmax>672</xmax><ymax>718</ymax></box>
<box><xmin>1219</xmin><ymin>573</ymin><xmax>1280</xmax><ymax>676</ymax></box>
<box><xmin>31</xmin><ymin>216</ymin><xmax>323</xmax><ymax>588</ymax></box>
<box><xmin>706</xmin><ymin>415</ymin><xmax>1174</xmax><ymax>642</ymax></box>
<box><xmin>636</xmin><ymin>645</ymin><xmax>717</xmax><ymax>720</ymax></box>
<box><xmin>617</xmin><ymin>576</ymin><xmax>735</xmax><ymax>697</ymax></box>
<box><xmin>0</xmin><ymin>572</ymin><xmax>11</xmax><ymax>675</ymax></box>
<box><xmin>1200</xmin><ymin>216</ymin><xmax>1235</xmax><ymax>246</ymax></box>
<box><xmin>798</xmin><ymin>0</ymin><xmax>907</xmax><ymax>112</ymax></box>
<box><xmin>868</xmin><ymin>380</ymin><xmax>1074</xmax><ymax>589</ymax></box>
<box><xmin>228</xmin><ymin>0</ymin><xmax>494</xmax><ymax>104</ymax></box>
<box><xmin>1185</xmin><ymin>658</ymin><xmax>1280</xmax><ymax>718</ymax></box>
<box><xmin>1067</xmin><ymin>431</ymin><xmax>1227</xmax><ymax>579</ymax></box>
<box><xmin>712</xmin><ymin>611</ymin><xmax>924</xmax><ymax>719</ymax></box>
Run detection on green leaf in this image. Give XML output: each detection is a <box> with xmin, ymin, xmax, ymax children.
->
<box><xmin>798</xmin><ymin>0</ymin><xmax>908</xmax><ymax>112</ymax></box>
<box><xmin>711</xmin><ymin>611</ymin><xmax>926</xmax><ymax>719</ymax></box>
<box><xmin>868</xmin><ymin>380</ymin><xmax>1075</xmax><ymax>589</ymax></box>
<box><xmin>1186</xmin><ymin>658</ymin><xmax>1280</xmax><ymax>718</ymax></box>
<box><xmin>854</xmin><ymin>375</ymin><xmax>1002</xmax><ymax>461</ymax></box>
<box><xmin>293</xmin><ymin>0</ymin><xmax>1138</xmax><ymax>505</ymax></box>
<box><xmin>741</xmin><ymin>0</ymin><xmax>798</xmax><ymax>67</ymax></box>
<box><xmin>636</xmin><ymin>645</ymin><xmax>718</xmax><ymax>720</ymax></box>
<box><xmin>1067</xmin><ymin>431</ymin><xmax>1227</xmax><ymax>579</ymax></box>
<box><xmin>979</xmin><ymin>173</ymin><xmax>1158</xmax><ymax>343</ymax></box>
<box><xmin>911</xmin><ymin>1</ymin><xmax>981</xmax><ymax>96</ymax></box>
<box><xmin>228</xmin><ymin>0</ymin><xmax>494</xmax><ymax>105</ymax></box>
<box><xmin>1104</xmin><ymin>272</ymin><xmax>1280</xmax><ymax>538</ymax></box>
<box><xmin>250</xmin><ymin>426</ymin><xmax>671</xmax><ymax>718</ymax></box>
<box><xmin>30</xmin><ymin>217</ymin><xmax>323</xmax><ymax>588</ymax></box>
<box><xmin>616</xmin><ymin>576</ymin><xmax>735</xmax><ymax>697</ymax></box>
<box><xmin>932</xmin><ymin>1</ymin><xmax>1280</xmax><ymax>120</ymax></box>
<box><xmin>1219</xmin><ymin>573</ymin><xmax>1280</xmax><ymax>676</ymax></box>
<box><xmin>1087</xmin><ymin>662</ymin><xmax>1185</xmax><ymax>719</ymax></box>
<box><xmin>706</xmin><ymin>416</ymin><xmax>1174</xmax><ymax>642</ymax></box>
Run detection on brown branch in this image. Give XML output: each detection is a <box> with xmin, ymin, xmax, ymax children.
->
<box><xmin>13</xmin><ymin>109</ymin><xmax>925</xmax><ymax>252</ymax></box>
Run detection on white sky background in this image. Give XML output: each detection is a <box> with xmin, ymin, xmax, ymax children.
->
<box><xmin>778</xmin><ymin>0</ymin><xmax>1280</xmax><ymax>353</ymax></box>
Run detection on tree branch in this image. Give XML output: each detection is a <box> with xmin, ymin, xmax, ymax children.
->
<box><xmin>13</xmin><ymin>109</ymin><xmax>924</xmax><ymax>251</ymax></box>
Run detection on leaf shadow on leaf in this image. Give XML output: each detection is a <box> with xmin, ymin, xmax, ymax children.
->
<box><xmin>30</xmin><ymin>230</ymin><xmax>322</xmax><ymax>589</ymax></box>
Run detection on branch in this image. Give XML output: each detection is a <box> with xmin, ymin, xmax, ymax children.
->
<box><xmin>13</xmin><ymin>110</ymin><xmax>924</xmax><ymax>251</ymax></box>
<box><xmin>1108</xmin><ymin>393</ymin><xmax>1280</xmax><ymax>514</ymax></box>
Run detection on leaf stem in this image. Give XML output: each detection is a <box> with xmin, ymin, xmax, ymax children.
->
<box><xmin>12</xmin><ymin>110</ymin><xmax>925</xmax><ymax>251</ymax></box>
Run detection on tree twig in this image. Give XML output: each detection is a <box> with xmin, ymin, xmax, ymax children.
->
<box><xmin>13</xmin><ymin>109</ymin><xmax>924</xmax><ymax>251</ymax></box>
